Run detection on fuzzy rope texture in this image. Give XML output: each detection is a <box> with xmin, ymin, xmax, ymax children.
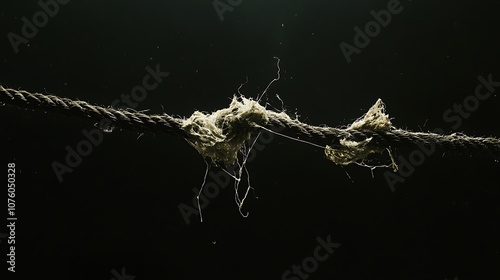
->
<box><xmin>2</xmin><ymin>85</ymin><xmax>500</xmax><ymax>166</ymax></box>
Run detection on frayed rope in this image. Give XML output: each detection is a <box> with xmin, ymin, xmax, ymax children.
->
<box><xmin>1</xmin><ymin>85</ymin><xmax>500</xmax><ymax>166</ymax></box>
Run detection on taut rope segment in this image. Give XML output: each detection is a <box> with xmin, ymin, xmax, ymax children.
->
<box><xmin>2</xmin><ymin>85</ymin><xmax>499</xmax><ymax>167</ymax></box>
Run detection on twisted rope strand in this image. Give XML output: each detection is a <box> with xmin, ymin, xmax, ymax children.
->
<box><xmin>0</xmin><ymin>86</ymin><xmax>187</xmax><ymax>138</ymax></box>
<box><xmin>268</xmin><ymin>115</ymin><xmax>500</xmax><ymax>157</ymax></box>
<box><xmin>2</xmin><ymin>86</ymin><xmax>500</xmax><ymax>161</ymax></box>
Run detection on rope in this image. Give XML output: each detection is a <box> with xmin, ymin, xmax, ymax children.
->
<box><xmin>2</xmin><ymin>85</ymin><xmax>500</xmax><ymax>165</ymax></box>
<box><xmin>0</xmin><ymin>86</ymin><xmax>187</xmax><ymax>138</ymax></box>
<box><xmin>268</xmin><ymin>116</ymin><xmax>500</xmax><ymax>157</ymax></box>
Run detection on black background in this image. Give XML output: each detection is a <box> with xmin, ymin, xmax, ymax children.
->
<box><xmin>1</xmin><ymin>0</ymin><xmax>499</xmax><ymax>279</ymax></box>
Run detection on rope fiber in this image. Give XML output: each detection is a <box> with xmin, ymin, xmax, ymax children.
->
<box><xmin>2</xmin><ymin>85</ymin><xmax>500</xmax><ymax>167</ymax></box>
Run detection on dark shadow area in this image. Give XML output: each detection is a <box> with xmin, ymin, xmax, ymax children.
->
<box><xmin>1</xmin><ymin>0</ymin><xmax>499</xmax><ymax>279</ymax></box>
